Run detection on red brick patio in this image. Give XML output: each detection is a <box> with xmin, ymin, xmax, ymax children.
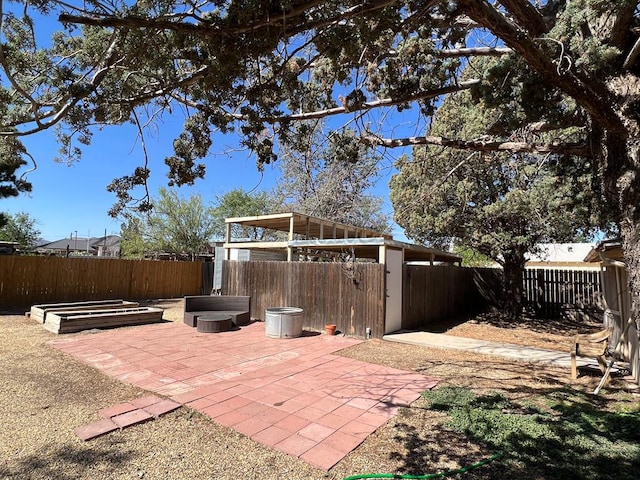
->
<box><xmin>51</xmin><ymin>321</ymin><xmax>438</xmax><ymax>471</ymax></box>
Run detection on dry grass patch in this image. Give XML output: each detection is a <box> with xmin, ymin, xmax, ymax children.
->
<box><xmin>1</xmin><ymin>300</ymin><xmax>638</xmax><ymax>480</ymax></box>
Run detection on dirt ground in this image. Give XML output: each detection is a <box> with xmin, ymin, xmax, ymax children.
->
<box><xmin>1</xmin><ymin>299</ymin><xmax>637</xmax><ymax>480</ymax></box>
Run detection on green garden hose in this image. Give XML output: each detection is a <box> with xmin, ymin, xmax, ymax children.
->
<box><xmin>342</xmin><ymin>451</ymin><xmax>504</xmax><ymax>480</ymax></box>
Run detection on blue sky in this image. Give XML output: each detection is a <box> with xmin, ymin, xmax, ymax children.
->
<box><xmin>3</xmin><ymin>113</ymin><xmax>406</xmax><ymax>242</ymax></box>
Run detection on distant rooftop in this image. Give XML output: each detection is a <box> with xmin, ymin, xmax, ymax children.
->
<box><xmin>36</xmin><ymin>235</ymin><xmax>121</xmax><ymax>253</ymax></box>
<box><xmin>527</xmin><ymin>243</ymin><xmax>596</xmax><ymax>264</ymax></box>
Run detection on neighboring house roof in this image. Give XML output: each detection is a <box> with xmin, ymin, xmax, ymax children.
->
<box><xmin>526</xmin><ymin>243</ymin><xmax>596</xmax><ymax>265</ymax></box>
<box><xmin>100</xmin><ymin>235</ymin><xmax>121</xmax><ymax>248</ymax></box>
<box><xmin>36</xmin><ymin>235</ymin><xmax>121</xmax><ymax>253</ymax></box>
<box><xmin>37</xmin><ymin>238</ymin><xmax>86</xmax><ymax>251</ymax></box>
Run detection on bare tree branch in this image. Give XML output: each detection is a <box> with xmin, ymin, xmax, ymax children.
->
<box><xmin>436</xmin><ymin>46</ymin><xmax>512</xmax><ymax>57</ymax></box>
<box><xmin>624</xmin><ymin>36</ymin><xmax>640</xmax><ymax>70</ymax></box>
<box><xmin>527</xmin><ymin>120</ymin><xmax>584</xmax><ymax>133</ymax></box>
<box><xmin>254</xmin><ymin>79</ymin><xmax>480</xmax><ymax>123</ymax></box>
<box><xmin>361</xmin><ymin>134</ymin><xmax>591</xmax><ymax>156</ymax></box>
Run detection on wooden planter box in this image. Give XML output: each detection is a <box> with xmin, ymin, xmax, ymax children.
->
<box><xmin>43</xmin><ymin>307</ymin><xmax>163</xmax><ymax>334</ymax></box>
<box><xmin>30</xmin><ymin>300</ymin><xmax>139</xmax><ymax>323</ymax></box>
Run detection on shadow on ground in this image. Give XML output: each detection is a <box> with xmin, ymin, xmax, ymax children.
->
<box><xmin>390</xmin><ymin>385</ymin><xmax>640</xmax><ymax>480</ymax></box>
<box><xmin>0</xmin><ymin>442</ymin><xmax>135</xmax><ymax>479</ymax></box>
<box><xmin>424</xmin><ymin>310</ymin><xmax>604</xmax><ymax>337</ymax></box>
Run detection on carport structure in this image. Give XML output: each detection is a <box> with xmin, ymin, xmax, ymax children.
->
<box><xmin>223</xmin><ymin>212</ymin><xmax>461</xmax><ymax>334</ymax></box>
<box><xmin>223</xmin><ymin>211</ymin><xmax>460</xmax><ymax>265</ymax></box>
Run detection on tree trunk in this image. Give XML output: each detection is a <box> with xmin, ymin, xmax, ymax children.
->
<box><xmin>614</xmin><ymin>171</ymin><xmax>640</xmax><ymax>384</ymax></box>
<box><xmin>605</xmin><ymin>98</ymin><xmax>640</xmax><ymax>338</ymax></box>
<box><xmin>620</xmin><ymin>223</ymin><xmax>640</xmax><ymax>322</ymax></box>
<box><xmin>501</xmin><ymin>248</ymin><xmax>527</xmax><ymax>319</ymax></box>
<box><xmin>616</xmin><ymin>141</ymin><xmax>640</xmax><ymax>335</ymax></box>
<box><xmin>589</xmin><ymin>75</ymin><xmax>640</xmax><ymax>383</ymax></box>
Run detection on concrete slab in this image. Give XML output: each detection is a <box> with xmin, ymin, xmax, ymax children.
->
<box><xmin>383</xmin><ymin>330</ymin><xmax>602</xmax><ymax>370</ymax></box>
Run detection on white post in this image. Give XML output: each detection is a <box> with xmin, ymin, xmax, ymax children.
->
<box><xmin>224</xmin><ymin>223</ymin><xmax>231</xmax><ymax>260</ymax></box>
<box><xmin>287</xmin><ymin>215</ymin><xmax>295</xmax><ymax>261</ymax></box>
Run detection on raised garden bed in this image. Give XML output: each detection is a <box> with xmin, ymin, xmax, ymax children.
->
<box><xmin>43</xmin><ymin>306</ymin><xmax>164</xmax><ymax>334</ymax></box>
<box><xmin>30</xmin><ymin>300</ymin><xmax>139</xmax><ymax>323</ymax></box>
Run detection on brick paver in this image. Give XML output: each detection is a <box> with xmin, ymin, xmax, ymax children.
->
<box><xmin>75</xmin><ymin>419</ymin><xmax>119</xmax><ymax>441</ymax></box>
<box><xmin>274</xmin><ymin>434</ymin><xmax>317</xmax><ymax>457</ymax></box>
<box><xmin>143</xmin><ymin>399</ymin><xmax>181</xmax><ymax>417</ymax></box>
<box><xmin>54</xmin><ymin>321</ymin><xmax>438</xmax><ymax>471</ymax></box>
<box><xmin>111</xmin><ymin>409</ymin><xmax>153</xmax><ymax>428</ymax></box>
<box><xmin>99</xmin><ymin>402</ymin><xmax>137</xmax><ymax>419</ymax></box>
<box><xmin>251</xmin><ymin>425</ymin><xmax>291</xmax><ymax>447</ymax></box>
<box><xmin>131</xmin><ymin>395</ymin><xmax>163</xmax><ymax>409</ymax></box>
<box><xmin>301</xmin><ymin>442</ymin><xmax>346</xmax><ymax>471</ymax></box>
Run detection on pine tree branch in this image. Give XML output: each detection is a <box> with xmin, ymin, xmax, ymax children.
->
<box><xmin>58</xmin><ymin>13</ymin><xmax>203</xmax><ymax>34</ymax></box>
<box><xmin>59</xmin><ymin>0</ymin><xmax>325</xmax><ymax>35</ymax></box>
<box><xmin>0</xmin><ymin>33</ymin><xmax>123</xmax><ymax>136</ymax></box>
<box><xmin>361</xmin><ymin>134</ymin><xmax>591</xmax><ymax>156</ymax></box>
<box><xmin>609</xmin><ymin>3</ymin><xmax>638</xmax><ymax>49</ymax></box>
<box><xmin>499</xmin><ymin>0</ymin><xmax>548</xmax><ymax>36</ymax></box>
<box><xmin>0</xmin><ymin>2</ymin><xmax>42</xmax><ymax>126</ymax></box>
<box><xmin>58</xmin><ymin>0</ymin><xmax>404</xmax><ymax>37</ymax></box>
<box><xmin>459</xmin><ymin>0</ymin><xmax>626</xmax><ymax>135</ymax></box>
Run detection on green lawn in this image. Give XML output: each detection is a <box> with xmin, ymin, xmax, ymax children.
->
<box><xmin>421</xmin><ymin>386</ymin><xmax>640</xmax><ymax>480</ymax></box>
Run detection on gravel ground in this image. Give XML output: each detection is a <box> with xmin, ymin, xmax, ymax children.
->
<box><xmin>1</xmin><ymin>300</ymin><xmax>636</xmax><ymax>480</ymax></box>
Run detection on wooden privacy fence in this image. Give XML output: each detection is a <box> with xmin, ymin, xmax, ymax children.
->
<box><xmin>522</xmin><ymin>268</ymin><xmax>603</xmax><ymax>318</ymax></box>
<box><xmin>221</xmin><ymin>260</ymin><xmax>501</xmax><ymax>337</ymax></box>
<box><xmin>402</xmin><ymin>266</ymin><xmax>502</xmax><ymax>330</ymax></box>
<box><xmin>221</xmin><ymin>260</ymin><xmax>386</xmax><ymax>338</ymax></box>
<box><xmin>0</xmin><ymin>256</ymin><xmax>204</xmax><ymax>308</ymax></box>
